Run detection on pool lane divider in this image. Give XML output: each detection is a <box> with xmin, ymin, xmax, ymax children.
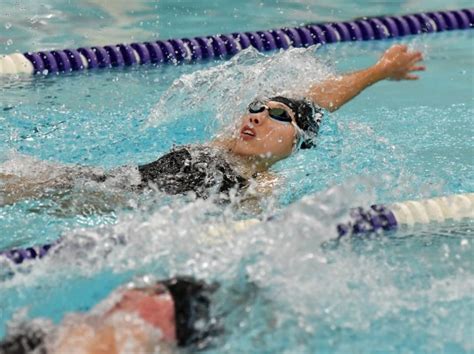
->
<box><xmin>0</xmin><ymin>8</ymin><xmax>472</xmax><ymax>76</ymax></box>
<box><xmin>1</xmin><ymin>193</ymin><xmax>473</xmax><ymax>265</ymax></box>
<box><xmin>335</xmin><ymin>193</ymin><xmax>474</xmax><ymax>238</ymax></box>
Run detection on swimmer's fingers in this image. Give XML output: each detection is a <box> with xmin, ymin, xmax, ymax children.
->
<box><xmin>404</xmin><ymin>74</ymin><xmax>419</xmax><ymax>80</ymax></box>
<box><xmin>405</xmin><ymin>62</ymin><xmax>424</xmax><ymax>79</ymax></box>
<box><xmin>409</xmin><ymin>51</ymin><xmax>424</xmax><ymax>63</ymax></box>
<box><xmin>410</xmin><ymin>65</ymin><xmax>426</xmax><ymax>72</ymax></box>
<box><xmin>391</xmin><ymin>44</ymin><xmax>408</xmax><ymax>52</ymax></box>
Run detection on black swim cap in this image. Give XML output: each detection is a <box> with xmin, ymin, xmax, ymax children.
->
<box><xmin>162</xmin><ymin>276</ymin><xmax>219</xmax><ymax>348</ymax></box>
<box><xmin>269</xmin><ymin>96</ymin><xmax>323</xmax><ymax>149</ymax></box>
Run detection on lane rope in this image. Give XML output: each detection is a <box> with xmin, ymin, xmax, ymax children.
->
<box><xmin>2</xmin><ymin>193</ymin><xmax>472</xmax><ymax>265</ymax></box>
<box><xmin>336</xmin><ymin>193</ymin><xmax>474</xmax><ymax>238</ymax></box>
<box><xmin>0</xmin><ymin>8</ymin><xmax>472</xmax><ymax>76</ymax></box>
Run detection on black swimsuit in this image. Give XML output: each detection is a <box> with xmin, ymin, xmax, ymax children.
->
<box><xmin>137</xmin><ymin>146</ymin><xmax>248</xmax><ymax>198</ymax></box>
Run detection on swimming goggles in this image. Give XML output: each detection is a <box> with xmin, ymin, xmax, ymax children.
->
<box><xmin>248</xmin><ymin>100</ymin><xmax>293</xmax><ymax>124</ymax></box>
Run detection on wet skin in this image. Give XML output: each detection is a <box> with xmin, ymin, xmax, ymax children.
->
<box><xmin>215</xmin><ymin>100</ymin><xmax>299</xmax><ymax>173</ymax></box>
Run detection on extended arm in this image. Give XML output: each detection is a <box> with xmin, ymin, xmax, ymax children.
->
<box><xmin>308</xmin><ymin>44</ymin><xmax>425</xmax><ymax>112</ymax></box>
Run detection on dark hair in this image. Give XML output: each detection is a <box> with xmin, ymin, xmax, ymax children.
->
<box><xmin>0</xmin><ymin>325</ymin><xmax>46</xmax><ymax>354</ymax></box>
<box><xmin>269</xmin><ymin>96</ymin><xmax>323</xmax><ymax>149</ymax></box>
<box><xmin>162</xmin><ymin>276</ymin><xmax>219</xmax><ymax>349</ymax></box>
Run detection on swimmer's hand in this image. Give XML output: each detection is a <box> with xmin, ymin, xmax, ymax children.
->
<box><xmin>307</xmin><ymin>44</ymin><xmax>425</xmax><ymax>111</ymax></box>
<box><xmin>375</xmin><ymin>44</ymin><xmax>425</xmax><ymax>81</ymax></box>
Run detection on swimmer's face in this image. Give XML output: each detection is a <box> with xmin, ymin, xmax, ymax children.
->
<box><xmin>231</xmin><ymin>100</ymin><xmax>298</xmax><ymax>162</ymax></box>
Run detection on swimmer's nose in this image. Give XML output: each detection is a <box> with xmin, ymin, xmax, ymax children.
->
<box><xmin>249</xmin><ymin>116</ymin><xmax>262</xmax><ymax>125</ymax></box>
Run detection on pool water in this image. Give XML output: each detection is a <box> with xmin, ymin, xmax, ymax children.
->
<box><xmin>1</xmin><ymin>1</ymin><xmax>473</xmax><ymax>353</ymax></box>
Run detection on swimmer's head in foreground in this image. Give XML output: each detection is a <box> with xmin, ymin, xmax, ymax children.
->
<box><xmin>107</xmin><ymin>276</ymin><xmax>217</xmax><ymax>347</ymax></box>
<box><xmin>0</xmin><ymin>276</ymin><xmax>217</xmax><ymax>353</ymax></box>
<box><xmin>222</xmin><ymin>97</ymin><xmax>323</xmax><ymax>167</ymax></box>
<box><xmin>104</xmin><ymin>276</ymin><xmax>218</xmax><ymax>349</ymax></box>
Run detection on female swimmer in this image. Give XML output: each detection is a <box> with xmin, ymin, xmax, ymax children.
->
<box><xmin>0</xmin><ymin>44</ymin><xmax>424</xmax><ymax>204</ymax></box>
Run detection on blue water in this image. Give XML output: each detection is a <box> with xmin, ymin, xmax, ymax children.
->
<box><xmin>1</xmin><ymin>1</ymin><xmax>473</xmax><ymax>353</ymax></box>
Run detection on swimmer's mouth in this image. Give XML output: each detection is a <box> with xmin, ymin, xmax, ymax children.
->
<box><xmin>240</xmin><ymin>125</ymin><xmax>256</xmax><ymax>140</ymax></box>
